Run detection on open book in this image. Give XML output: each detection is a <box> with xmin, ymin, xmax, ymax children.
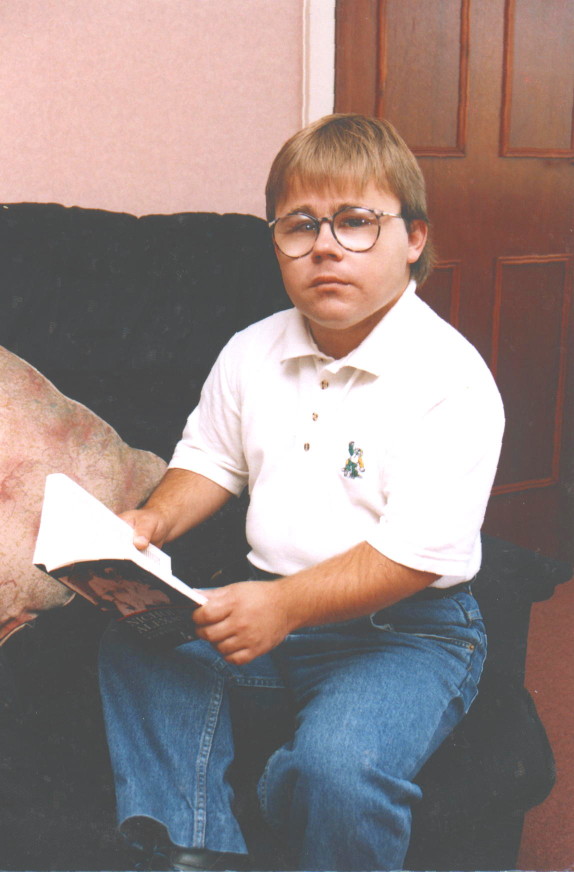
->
<box><xmin>33</xmin><ymin>473</ymin><xmax>208</xmax><ymax>649</ymax></box>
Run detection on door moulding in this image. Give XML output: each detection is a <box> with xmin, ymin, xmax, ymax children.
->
<box><xmin>303</xmin><ymin>0</ymin><xmax>336</xmax><ymax>125</ymax></box>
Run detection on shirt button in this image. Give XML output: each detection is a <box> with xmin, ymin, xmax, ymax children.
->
<box><xmin>312</xmin><ymin>412</ymin><xmax>319</xmax><ymax>421</ymax></box>
<box><xmin>303</xmin><ymin>443</ymin><xmax>310</xmax><ymax>451</ymax></box>
<box><xmin>320</xmin><ymin>380</ymin><xmax>329</xmax><ymax>390</ymax></box>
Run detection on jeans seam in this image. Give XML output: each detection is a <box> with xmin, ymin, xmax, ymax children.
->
<box><xmin>457</xmin><ymin>631</ymin><xmax>487</xmax><ymax>711</ymax></box>
<box><xmin>211</xmin><ymin>658</ymin><xmax>284</xmax><ymax>688</ymax></box>
<box><xmin>256</xmin><ymin>752</ymin><xmax>275</xmax><ymax>831</ymax></box>
<box><xmin>193</xmin><ymin>672</ymin><xmax>225</xmax><ymax>846</ymax></box>
<box><xmin>449</xmin><ymin>593</ymin><xmax>483</xmax><ymax>625</ymax></box>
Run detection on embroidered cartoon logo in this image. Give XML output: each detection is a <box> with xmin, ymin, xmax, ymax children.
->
<box><xmin>342</xmin><ymin>441</ymin><xmax>365</xmax><ymax>479</ymax></box>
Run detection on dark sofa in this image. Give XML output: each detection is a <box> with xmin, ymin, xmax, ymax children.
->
<box><xmin>0</xmin><ymin>202</ymin><xmax>571</xmax><ymax>871</ymax></box>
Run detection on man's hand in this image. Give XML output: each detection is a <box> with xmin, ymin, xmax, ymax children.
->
<box><xmin>119</xmin><ymin>468</ymin><xmax>234</xmax><ymax>551</ymax></box>
<box><xmin>192</xmin><ymin>543</ymin><xmax>438</xmax><ymax>665</ymax></box>
<box><xmin>119</xmin><ymin>507</ymin><xmax>170</xmax><ymax>550</ymax></box>
<box><xmin>193</xmin><ymin>581</ymin><xmax>292</xmax><ymax>665</ymax></box>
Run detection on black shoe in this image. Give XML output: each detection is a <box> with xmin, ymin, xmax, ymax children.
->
<box><xmin>119</xmin><ymin>816</ymin><xmax>173</xmax><ymax>870</ymax></box>
<box><xmin>119</xmin><ymin>816</ymin><xmax>250</xmax><ymax>872</ymax></box>
<box><xmin>170</xmin><ymin>846</ymin><xmax>251</xmax><ymax>871</ymax></box>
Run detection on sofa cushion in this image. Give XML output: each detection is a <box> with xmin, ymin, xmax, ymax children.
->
<box><xmin>0</xmin><ymin>346</ymin><xmax>167</xmax><ymax>644</ymax></box>
<box><xmin>0</xmin><ymin>203</ymin><xmax>288</xmax><ymax>460</ymax></box>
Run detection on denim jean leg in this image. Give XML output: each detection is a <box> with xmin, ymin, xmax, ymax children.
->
<box><xmin>99</xmin><ymin>622</ymin><xmax>250</xmax><ymax>853</ymax></box>
<box><xmin>259</xmin><ymin>594</ymin><xmax>486</xmax><ymax>872</ymax></box>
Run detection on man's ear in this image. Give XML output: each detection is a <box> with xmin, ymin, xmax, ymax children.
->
<box><xmin>406</xmin><ymin>220</ymin><xmax>428</xmax><ymax>265</ymax></box>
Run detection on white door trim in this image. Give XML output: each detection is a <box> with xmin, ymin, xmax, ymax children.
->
<box><xmin>302</xmin><ymin>0</ymin><xmax>336</xmax><ymax>125</ymax></box>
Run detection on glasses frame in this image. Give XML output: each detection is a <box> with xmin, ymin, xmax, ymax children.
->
<box><xmin>269</xmin><ymin>205</ymin><xmax>404</xmax><ymax>259</ymax></box>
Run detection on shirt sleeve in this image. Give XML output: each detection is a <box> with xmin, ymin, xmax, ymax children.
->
<box><xmin>169</xmin><ymin>340</ymin><xmax>248</xmax><ymax>496</ymax></box>
<box><xmin>366</xmin><ymin>377</ymin><xmax>505</xmax><ymax>580</ymax></box>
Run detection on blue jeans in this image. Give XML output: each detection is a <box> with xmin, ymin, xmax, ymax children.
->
<box><xmin>99</xmin><ymin>588</ymin><xmax>486</xmax><ymax>871</ymax></box>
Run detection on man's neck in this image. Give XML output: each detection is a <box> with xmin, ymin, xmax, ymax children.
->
<box><xmin>307</xmin><ymin>290</ymin><xmax>404</xmax><ymax>359</ymax></box>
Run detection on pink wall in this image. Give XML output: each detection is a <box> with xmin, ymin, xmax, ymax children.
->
<box><xmin>0</xmin><ymin>0</ymin><xmax>303</xmax><ymax>217</ymax></box>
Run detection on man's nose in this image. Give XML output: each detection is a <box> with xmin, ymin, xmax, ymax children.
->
<box><xmin>312</xmin><ymin>219</ymin><xmax>343</xmax><ymax>258</ymax></box>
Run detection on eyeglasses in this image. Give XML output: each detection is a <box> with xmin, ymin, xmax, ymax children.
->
<box><xmin>269</xmin><ymin>206</ymin><xmax>403</xmax><ymax>259</ymax></box>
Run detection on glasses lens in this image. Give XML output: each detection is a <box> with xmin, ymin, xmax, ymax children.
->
<box><xmin>273</xmin><ymin>213</ymin><xmax>318</xmax><ymax>257</ymax></box>
<box><xmin>333</xmin><ymin>208</ymin><xmax>379</xmax><ymax>252</ymax></box>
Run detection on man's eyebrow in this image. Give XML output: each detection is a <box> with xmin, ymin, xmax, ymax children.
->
<box><xmin>282</xmin><ymin>205</ymin><xmax>313</xmax><ymax>215</ymax></box>
<box><xmin>285</xmin><ymin>201</ymin><xmax>360</xmax><ymax>216</ymax></box>
<box><xmin>286</xmin><ymin>203</ymin><xmax>318</xmax><ymax>215</ymax></box>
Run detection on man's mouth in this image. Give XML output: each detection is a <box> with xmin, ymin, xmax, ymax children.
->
<box><xmin>311</xmin><ymin>276</ymin><xmax>347</xmax><ymax>287</ymax></box>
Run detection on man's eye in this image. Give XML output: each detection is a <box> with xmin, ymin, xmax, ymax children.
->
<box><xmin>338</xmin><ymin>214</ymin><xmax>374</xmax><ymax>230</ymax></box>
<box><xmin>286</xmin><ymin>218</ymin><xmax>316</xmax><ymax>234</ymax></box>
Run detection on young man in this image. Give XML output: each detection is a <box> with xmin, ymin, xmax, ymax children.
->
<box><xmin>99</xmin><ymin>115</ymin><xmax>504</xmax><ymax>872</ymax></box>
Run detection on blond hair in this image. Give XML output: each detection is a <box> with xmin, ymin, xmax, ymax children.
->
<box><xmin>265</xmin><ymin>114</ymin><xmax>435</xmax><ymax>284</ymax></box>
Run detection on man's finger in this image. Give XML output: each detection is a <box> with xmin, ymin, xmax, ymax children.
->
<box><xmin>222</xmin><ymin>647</ymin><xmax>254</xmax><ymax>665</ymax></box>
<box><xmin>214</xmin><ymin>636</ymin><xmax>242</xmax><ymax>656</ymax></box>
<box><xmin>195</xmin><ymin>620</ymin><xmax>234</xmax><ymax>644</ymax></box>
<box><xmin>193</xmin><ymin>599</ymin><xmax>232</xmax><ymax>626</ymax></box>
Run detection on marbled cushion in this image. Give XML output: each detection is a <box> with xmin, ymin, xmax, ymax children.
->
<box><xmin>0</xmin><ymin>346</ymin><xmax>167</xmax><ymax>643</ymax></box>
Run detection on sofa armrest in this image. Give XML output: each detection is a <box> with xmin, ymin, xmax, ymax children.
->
<box><xmin>472</xmin><ymin>534</ymin><xmax>572</xmax><ymax>682</ymax></box>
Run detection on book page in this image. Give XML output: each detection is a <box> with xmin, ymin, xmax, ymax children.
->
<box><xmin>33</xmin><ymin>473</ymin><xmax>207</xmax><ymax>605</ymax></box>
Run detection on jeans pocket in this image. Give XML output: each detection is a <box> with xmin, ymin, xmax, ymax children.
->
<box><xmin>405</xmin><ymin>632</ymin><xmax>476</xmax><ymax>650</ymax></box>
<box><xmin>370</xmin><ymin>594</ymin><xmax>485</xmax><ymax>654</ymax></box>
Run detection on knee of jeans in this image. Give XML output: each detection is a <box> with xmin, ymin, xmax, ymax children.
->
<box><xmin>263</xmin><ymin>737</ymin><xmax>411</xmax><ymax>818</ymax></box>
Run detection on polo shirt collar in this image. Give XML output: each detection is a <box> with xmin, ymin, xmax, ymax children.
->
<box><xmin>279</xmin><ymin>280</ymin><xmax>418</xmax><ymax>376</ymax></box>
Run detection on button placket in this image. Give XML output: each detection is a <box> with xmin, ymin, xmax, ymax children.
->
<box><xmin>303</xmin><ymin>368</ymin><xmax>337</xmax><ymax>452</ymax></box>
<box><xmin>299</xmin><ymin>360</ymin><xmax>336</xmax><ymax>453</ymax></box>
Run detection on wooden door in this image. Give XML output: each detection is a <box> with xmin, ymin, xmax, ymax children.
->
<box><xmin>336</xmin><ymin>0</ymin><xmax>574</xmax><ymax>561</ymax></box>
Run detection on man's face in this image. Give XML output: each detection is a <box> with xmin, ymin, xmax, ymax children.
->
<box><xmin>273</xmin><ymin>178</ymin><xmax>427</xmax><ymax>357</ymax></box>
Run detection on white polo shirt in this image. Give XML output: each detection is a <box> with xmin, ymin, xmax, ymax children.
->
<box><xmin>170</xmin><ymin>281</ymin><xmax>504</xmax><ymax>586</ymax></box>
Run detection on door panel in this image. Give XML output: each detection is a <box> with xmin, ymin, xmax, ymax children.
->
<box><xmin>502</xmin><ymin>0</ymin><xmax>574</xmax><ymax>155</ymax></box>
<box><xmin>336</xmin><ymin>0</ymin><xmax>574</xmax><ymax>560</ymax></box>
<box><xmin>378</xmin><ymin>0</ymin><xmax>470</xmax><ymax>155</ymax></box>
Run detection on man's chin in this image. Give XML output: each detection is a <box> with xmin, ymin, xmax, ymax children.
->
<box><xmin>303</xmin><ymin>305</ymin><xmax>362</xmax><ymax>332</ymax></box>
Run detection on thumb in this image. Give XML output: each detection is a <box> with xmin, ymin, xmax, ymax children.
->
<box><xmin>133</xmin><ymin>531</ymin><xmax>151</xmax><ymax>550</ymax></box>
<box><xmin>118</xmin><ymin>510</ymin><xmax>157</xmax><ymax>550</ymax></box>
